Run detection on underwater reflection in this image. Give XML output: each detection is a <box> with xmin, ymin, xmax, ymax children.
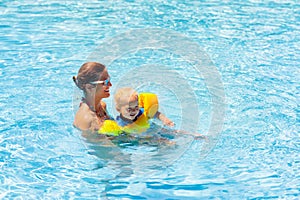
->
<box><xmin>81</xmin><ymin>126</ymin><xmax>195</xmax><ymax>197</ymax></box>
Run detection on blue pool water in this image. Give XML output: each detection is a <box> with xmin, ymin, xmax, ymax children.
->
<box><xmin>0</xmin><ymin>0</ymin><xmax>299</xmax><ymax>199</ymax></box>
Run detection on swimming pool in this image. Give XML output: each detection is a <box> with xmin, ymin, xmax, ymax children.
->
<box><xmin>0</xmin><ymin>0</ymin><xmax>299</xmax><ymax>199</ymax></box>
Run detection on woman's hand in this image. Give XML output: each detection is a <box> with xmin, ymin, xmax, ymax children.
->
<box><xmin>174</xmin><ymin>130</ymin><xmax>206</xmax><ymax>140</ymax></box>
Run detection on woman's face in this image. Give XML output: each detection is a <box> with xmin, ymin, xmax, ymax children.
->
<box><xmin>93</xmin><ymin>68</ymin><xmax>112</xmax><ymax>99</ymax></box>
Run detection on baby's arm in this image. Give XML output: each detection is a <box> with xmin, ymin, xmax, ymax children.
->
<box><xmin>156</xmin><ymin>111</ymin><xmax>175</xmax><ymax>127</ymax></box>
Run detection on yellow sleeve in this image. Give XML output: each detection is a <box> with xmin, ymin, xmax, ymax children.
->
<box><xmin>138</xmin><ymin>93</ymin><xmax>159</xmax><ymax>118</ymax></box>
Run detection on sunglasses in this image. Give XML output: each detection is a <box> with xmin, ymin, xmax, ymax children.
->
<box><xmin>90</xmin><ymin>77</ymin><xmax>111</xmax><ymax>86</ymax></box>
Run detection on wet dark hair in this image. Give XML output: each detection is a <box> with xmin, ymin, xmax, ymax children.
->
<box><xmin>73</xmin><ymin>62</ymin><xmax>106</xmax><ymax>90</ymax></box>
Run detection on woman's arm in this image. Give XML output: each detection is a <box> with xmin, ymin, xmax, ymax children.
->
<box><xmin>73</xmin><ymin>111</ymin><xmax>93</xmax><ymax>131</ymax></box>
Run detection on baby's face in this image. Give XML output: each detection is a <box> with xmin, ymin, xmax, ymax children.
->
<box><xmin>119</xmin><ymin>96</ymin><xmax>140</xmax><ymax>120</ymax></box>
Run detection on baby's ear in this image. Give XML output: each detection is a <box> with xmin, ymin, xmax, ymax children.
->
<box><xmin>115</xmin><ymin>105</ymin><xmax>120</xmax><ymax>112</ymax></box>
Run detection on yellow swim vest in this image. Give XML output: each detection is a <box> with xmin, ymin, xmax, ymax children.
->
<box><xmin>98</xmin><ymin>93</ymin><xmax>159</xmax><ymax>136</ymax></box>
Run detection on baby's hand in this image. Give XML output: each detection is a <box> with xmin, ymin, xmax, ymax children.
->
<box><xmin>162</xmin><ymin>118</ymin><xmax>175</xmax><ymax>127</ymax></box>
<box><xmin>157</xmin><ymin>112</ymin><xmax>175</xmax><ymax>127</ymax></box>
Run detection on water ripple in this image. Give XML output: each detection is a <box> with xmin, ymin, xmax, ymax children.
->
<box><xmin>0</xmin><ymin>0</ymin><xmax>299</xmax><ymax>199</ymax></box>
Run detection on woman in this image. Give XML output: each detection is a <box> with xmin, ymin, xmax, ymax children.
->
<box><xmin>73</xmin><ymin>62</ymin><xmax>112</xmax><ymax>131</ymax></box>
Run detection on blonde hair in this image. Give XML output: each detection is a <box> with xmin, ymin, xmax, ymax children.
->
<box><xmin>73</xmin><ymin>62</ymin><xmax>106</xmax><ymax>90</ymax></box>
<box><xmin>114</xmin><ymin>87</ymin><xmax>138</xmax><ymax>111</ymax></box>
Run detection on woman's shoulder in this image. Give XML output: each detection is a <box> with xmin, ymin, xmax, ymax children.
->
<box><xmin>73</xmin><ymin>103</ymin><xmax>96</xmax><ymax>130</ymax></box>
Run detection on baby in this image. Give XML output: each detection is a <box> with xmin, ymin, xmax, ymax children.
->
<box><xmin>110</xmin><ymin>87</ymin><xmax>177</xmax><ymax>145</ymax></box>
<box><xmin>114</xmin><ymin>87</ymin><xmax>174</xmax><ymax>133</ymax></box>
<box><xmin>98</xmin><ymin>87</ymin><xmax>205</xmax><ymax>141</ymax></box>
